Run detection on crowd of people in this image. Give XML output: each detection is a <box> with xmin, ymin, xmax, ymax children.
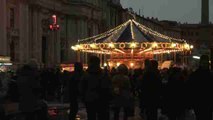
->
<box><xmin>0</xmin><ymin>55</ymin><xmax>213</xmax><ymax>120</ymax></box>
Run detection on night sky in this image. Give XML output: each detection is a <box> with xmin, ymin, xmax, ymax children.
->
<box><xmin>120</xmin><ymin>0</ymin><xmax>213</xmax><ymax>23</ymax></box>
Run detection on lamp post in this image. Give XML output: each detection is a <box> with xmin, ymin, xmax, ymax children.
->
<box><xmin>49</xmin><ymin>14</ymin><xmax>59</xmax><ymax>31</ymax></box>
<box><xmin>49</xmin><ymin>14</ymin><xmax>59</xmax><ymax>66</ymax></box>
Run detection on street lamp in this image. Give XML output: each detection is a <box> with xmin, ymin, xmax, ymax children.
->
<box><xmin>49</xmin><ymin>14</ymin><xmax>59</xmax><ymax>31</ymax></box>
<box><xmin>49</xmin><ymin>14</ymin><xmax>60</xmax><ymax>66</ymax></box>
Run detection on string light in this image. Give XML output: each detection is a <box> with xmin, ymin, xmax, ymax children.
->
<box><xmin>104</xmin><ymin>63</ymin><xmax>107</xmax><ymax>67</ymax></box>
<box><xmin>117</xmin><ymin>62</ymin><xmax>120</xmax><ymax>67</ymax></box>
<box><xmin>184</xmin><ymin>43</ymin><xmax>190</xmax><ymax>50</ymax></box>
<box><xmin>130</xmin><ymin>42</ymin><xmax>137</xmax><ymax>48</ymax></box>
<box><xmin>130</xmin><ymin>20</ymin><xmax>135</xmax><ymax>40</ymax></box>
<box><xmin>152</xmin><ymin>42</ymin><xmax>158</xmax><ymax>48</ymax></box>
<box><xmin>90</xmin><ymin>44</ymin><xmax>97</xmax><ymax>49</ymax></box>
<box><xmin>171</xmin><ymin>43</ymin><xmax>177</xmax><ymax>48</ymax></box>
<box><xmin>108</xmin><ymin>43</ymin><xmax>115</xmax><ymax>48</ymax></box>
<box><xmin>130</xmin><ymin>62</ymin><xmax>134</xmax><ymax>67</ymax></box>
<box><xmin>71</xmin><ymin>20</ymin><xmax>193</xmax><ymax>55</ymax></box>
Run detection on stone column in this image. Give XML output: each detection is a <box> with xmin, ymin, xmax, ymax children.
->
<box><xmin>19</xmin><ymin>2</ymin><xmax>29</xmax><ymax>63</ymax></box>
<box><xmin>32</xmin><ymin>7</ymin><xmax>38</xmax><ymax>59</ymax></box>
<box><xmin>0</xmin><ymin>0</ymin><xmax>7</xmax><ymax>56</ymax></box>
<box><xmin>37</xmin><ymin>10</ymin><xmax>42</xmax><ymax>64</ymax></box>
<box><xmin>56</xmin><ymin>17</ymin><xmax>61</xmax><ymax>65</ymax></box>
<box><xmin>49</xmin><ymin>31</ymin><xmax>55</xmax><ymax>66</ymax></box>
<box><xmin>30</xmin><ymin>6</ymin><xmax>42</xmax><ymax>64</ymax></box>
<box><xmin>202</xmin><ymin>0</ymin><xmax>209</xmax><ymax>24</ymax></box>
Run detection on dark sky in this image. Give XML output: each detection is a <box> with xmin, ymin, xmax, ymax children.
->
<box><xmin>120</xmin><ymin>0</ymin><xmax>213</xmax><ymax>23</ymax></box>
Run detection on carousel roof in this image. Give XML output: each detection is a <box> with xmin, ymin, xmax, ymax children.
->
<box><xmin>72</xmin><ymin>19</ymin><xmax>193</xmax><ymax>55</ymax></box>
<box><xmin>78</xmin><ymin>19</ymin><xmax>184</xmax><ymax>44</ymax></box>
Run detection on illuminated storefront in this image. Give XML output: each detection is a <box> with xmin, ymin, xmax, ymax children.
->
<box><xmin>0</xmin><ymin>56</ymin><xmax>12</xmax><ymax>72</ymax></box>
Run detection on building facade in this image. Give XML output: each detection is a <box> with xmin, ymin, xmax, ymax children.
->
<box><xmin>0</xmin><ymin>0</ymin><xmax>124</xmax><ymax>67</ymax></box>
<box><xmin>0</xmin><ymin>0</ymin><xmax>212</xmax><ymax>67</ymax></box>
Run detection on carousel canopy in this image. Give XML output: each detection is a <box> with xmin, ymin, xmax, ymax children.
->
<box><xmin>71</xmin><ymin>19</ymin><xmax>193</xmax><ymax>54</ymax></box>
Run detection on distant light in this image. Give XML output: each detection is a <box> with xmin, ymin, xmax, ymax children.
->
<box><xmin>193</xmin><ymin>56</ymin><xmax>200</xmax><ymax>59</ymax></box>
<box><xmin>52</xmin><ymin>14</ymin><xmax>56</xmax><ymax>18</ymax></box>
<box><xmin>0</xmin><ymin>63</ymin><xmax>12</xmax><ymax>66</ymax></box>
<box><xmin>171</xmin><ymin>43</ymin><xmax>177</xmax><ymax>47</ymax></box>
<box><xmin>104</xmin><ymin>63</ymin><xmax>107</xmax><ymax>67</ymax></box>
<box><xmin>90</xmin><ymin>44</ymin><xmax>96</xmax><ymax>48</ymax></box>
<box><xmin>152</xmin><ymin>42</ymin><xmax>158</xmax><ymax>48</ymax></box>
<box><xmin>190</xmin><ymin>45</ymin><xmax>194</xmax><ymax>49</ymax></box>
<box><xmin>184</xmin><ymin>43</ymin><xmax>190</xmax><ymax>50</ymax></box>
<box><xmin>116</xmin><ymin>62</ymin><xmax>120</xmax><ymax>67</ymax></box>
<box><xmin>108</xmin><ymin>43</ymin><xmax>115</xmax><ymax>48</ymax></box>
<box><xmin>108</xmin><ymin>62</ymin><xmax>112</xmax><ymax>67</ymax></box>
<box><xmin>71</xmin><ymin>46</ymin><xmax>78</xmax><ymax>51</ymax></box>
<box><xmin>130</xmin><ymin>63</ymin><xmax>134</xmax><ymax>67</ymax></box>
<box><xmin>130</xmin><ymin>42</ymin><xmax>137</xmax><ymax>48</ymax></box>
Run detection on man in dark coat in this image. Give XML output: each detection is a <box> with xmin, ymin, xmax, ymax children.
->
<box><xmin>80</xmin><ymin>56</ymin><xmax>112</xmax><ymax>120</ymax></box>
<box><xmin>140</xmin><ymin>59</ymin><xmax>162</xmax><ymax>120</ymax></box>
<box><xmin>187</xmin><ymin>55</ymin><xmax>213</xmax><ymax>120</ymax></box>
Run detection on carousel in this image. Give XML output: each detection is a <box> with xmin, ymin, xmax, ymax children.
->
<box><xmin>71</xmin><ymin>19</ymin><xmax>193</xmax><ymax>68</ymax></box>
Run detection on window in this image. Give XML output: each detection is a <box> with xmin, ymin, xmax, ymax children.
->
<box><xmin>10</xmin><ymin>8</ymin><xmax>15</xmax><ymax>28</ymax></box>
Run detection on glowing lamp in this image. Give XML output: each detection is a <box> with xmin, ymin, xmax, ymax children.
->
<box><xmin>184</xmin><ymin>43</ymin><xmax>190</xmax><ymax>50</ymax></box>
<box><xmin>130</xmin><ymin>63</ymin><xmax>134</xmax><ymax>67</ymax></box>
<box><xmin>171</xmin><ymin>43</ymin><xmax>177</xmax><ymax>48</ymax></box>
<box><xmin>108</xmin><ymin>62</ymin><xmax>112</xmax><ymax>67</ymax></box>
<box><xmin>108</xmin><ymin>43</ymin><xmax>115</xmax><ymax>48</ymax></box>
<box><xmin>130</xmin><ymin>42</ymin><xmax>137</xmax><ymax>48</ymax></box>
<box><xmin>190</xmin><ymin>45</ymin><xmax>194</xmax><ymax>49</ymax></box>
<box><xmin>193</xmin><ymin>56</ymin><xmax>200</xmax><ymax>59</ymax></box>
<box><xmin>49</xmin><ymin>14</ymin><xmax>60</xmax><ymax>31</ymax></box>
<box><xmin>152</xmin><ymin>42</ymin><xmax>158</xmax><ymax>48</ymax></box>
<box><xmin>104</xmin><ymin>63</ymin><xmax>107</xmax><ymax>67</ymax></box>
<box><xmin>90</xmin><ymin>44</ymin><xmax>96</xmax><ymax>48</ymax></box>
<box><xmin>116</xmin><ymin>62</ymin><xmax>120</xmax><ymax>67</ymax></box>
<box><xmin>71</xmin><ymin>46</ymin><xmax>78</xmax><ymax>51</ymax></box>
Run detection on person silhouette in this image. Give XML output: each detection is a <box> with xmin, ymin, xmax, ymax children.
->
<box><xmin>139</xmin><ymin>59</ymin><xmax>162</xmax><ymax>120</ymax></box>
<box><xmin>69</xmin><ymin>62</ymin><xmax>84</xmax><ymax>120</ymax></box>
<box><xmin>165</xmin><ymin>67</ymin><xmax>186</xmax><ymax>120</ymax></box>
<box><xmin>0</xmin><ymin>104</ymin><xmax>5</xmax><ymax>120</ymax></box>
<box><xmin>17</xmin><ymin>63</ymin><xmax>40</xmax><ymax>120</ymax></box>
<box><xmin>80</xmin><ymin>56</ymin><xmax>112</xmax><ymax>120</ymax></box>
<box><xmin>187</xmin><ymin>55</ymin><xmax>213</xmax><ymax>120</ymax></box>
<box><xmin>111</xmin><ymin>64</ymin><xmax>133</xmax><ymax>120</ymax></box>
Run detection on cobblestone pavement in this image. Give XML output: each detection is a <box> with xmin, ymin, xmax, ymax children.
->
<box><xmin>50</xmin><ymin>105</ymin><xmax>196</xmax><ymax>120</ymax></box>
<box><xmin>3</xmin><ymin>102</ymin><xmax>197</xmax><ymax>120</ymax></box>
